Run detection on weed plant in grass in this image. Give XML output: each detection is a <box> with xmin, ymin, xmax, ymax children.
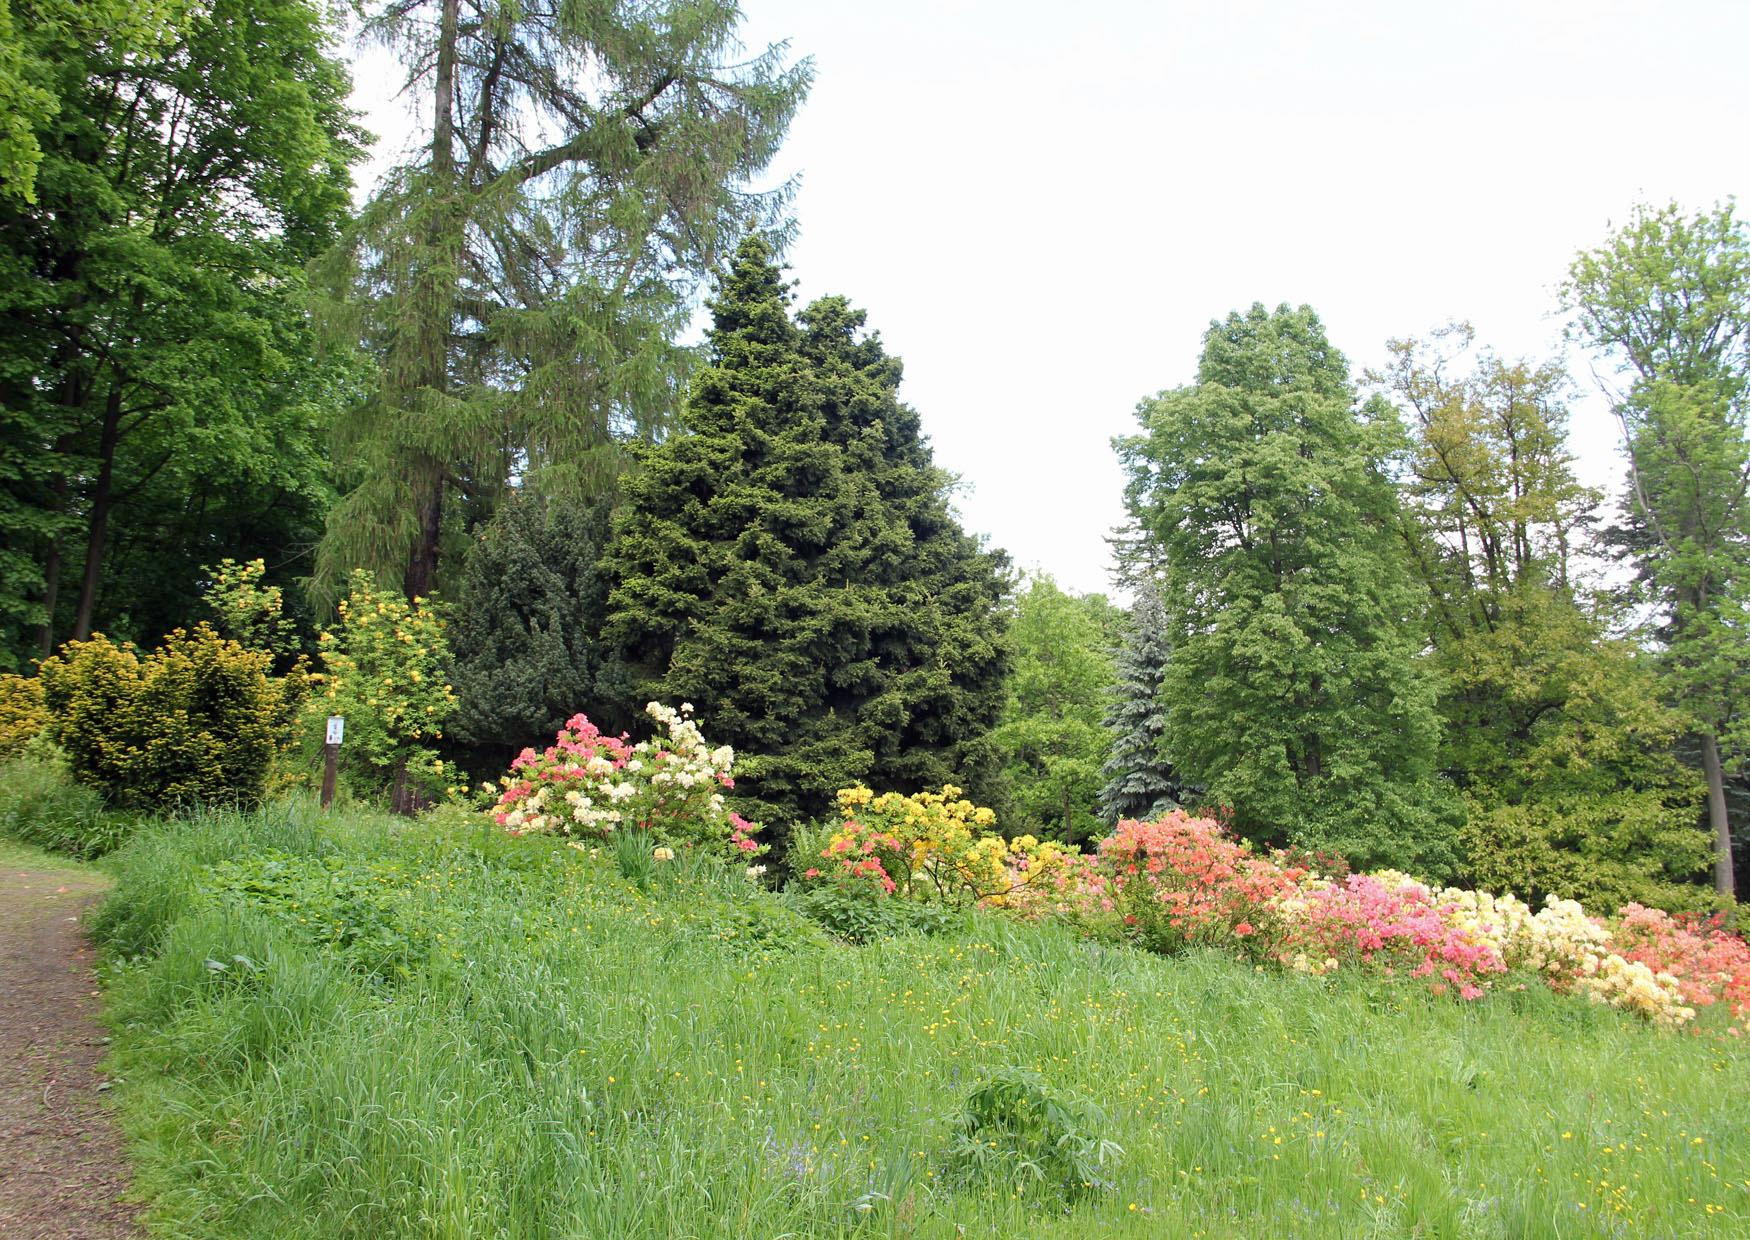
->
<box><xmin>94</xmin><ymin>804</ymin><xmax>1750</xmax><ymax>1238</ymax></box>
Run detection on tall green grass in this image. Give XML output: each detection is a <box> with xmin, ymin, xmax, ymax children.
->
<box><xmin>95</xmin><ymin>805</ymin><xmax>1750</xmax><ymax>1238</ymax></box>
<box><xmin>0</xmin><ymin>756</ymin><xmax>134</xmax><ymax>858</ymax></box>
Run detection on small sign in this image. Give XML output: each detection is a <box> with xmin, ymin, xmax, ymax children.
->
<box><xmin>325</xmin><ymin>716</ymin><xmax>345</xmax><ymax>746</ymax></box>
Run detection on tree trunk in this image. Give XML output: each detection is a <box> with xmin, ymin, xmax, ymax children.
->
<box><xmin>71</xmin><ymin>384</ymin><xmax>124</xmax><ymax>641</ymax></box>
<box><xmin>405</xmin><ymin>459</ymin><xmax>443</xmax><ymax>601</ymax></box>
<box><xmin>398</xmin><ymin>0</ymin><xmax>460</xmax><ymax>604</ymax></box>
<box><xmin>36</xmin><ymin>537</ymin><xmax>62</xmax><ymax>658</ymax></box>
<box><xmin>1700</xmin><ymin>731</ymin><xmax>1737</xmax><ymax>900</ymax></box>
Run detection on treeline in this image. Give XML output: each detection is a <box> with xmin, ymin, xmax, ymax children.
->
<box><xmin>0</xmin><ymin>2</ymin><xmax>1744</xmax><ymax>909</ymax></box>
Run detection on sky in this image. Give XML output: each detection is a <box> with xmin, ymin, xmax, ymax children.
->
<box><xmin>349</xmin><ymin>0</ymin><xmax>1750</xmax><ymax>597</ymax></box>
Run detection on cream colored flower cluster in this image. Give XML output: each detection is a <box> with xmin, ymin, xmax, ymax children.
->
<box><xmin>1576</xmin><ymin>954</ymin><xmax>1696</xmax><ymax>1028</ymax></box>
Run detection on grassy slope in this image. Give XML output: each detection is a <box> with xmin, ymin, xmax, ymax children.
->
<box><xmin>87</xmin><ymin>805</ymin><xmax>1749</xmax><ymax>1240</ymax></box>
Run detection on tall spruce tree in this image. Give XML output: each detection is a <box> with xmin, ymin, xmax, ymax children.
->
<box><xmin>1118</xmin><ymin>304</ymin><xmax>1458</xmax><ymax>878</ymax></box>
<box><xmin>313</xmin><ymin>0</ymin><xmax>809</xmax><ymax>605</ymax></box>
<box><xmin>1097</xmin><ymin>579</ymin><xmax>1183</xmax><ymax>825</ymax></box>
<box><xmin>602</xmin><ymin>237</ymin><xmax>1009</xmax><ymax>833</ymax></box>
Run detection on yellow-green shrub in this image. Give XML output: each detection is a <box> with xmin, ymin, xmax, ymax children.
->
<box><xmin>310</xmin><ymin>571</ymin><xmax>458</xmax><ymax>801</ymax></box>
<box><xmin>38</xmin><ymin>626</ymin><xmax>291</xmax><ymax>809</ymax></box>
<box><xmin>0</xmin><ymin>672</ymin><xmax>46</xmax><ymax>757</ymax></box>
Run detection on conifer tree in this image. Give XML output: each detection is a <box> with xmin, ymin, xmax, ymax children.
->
<box><xmin>1118</xmin><ymin>304</ymin><xmax>1457</xmax><ymax>878</ymax></box>
<box><xmin>447</xmin><ymin>490</ymin><xmax>628</xmax><ymax>760</ymax></box>
<box><xmin>602</xmin><ymin>238</ymin><xmax>1009</xmax><ymax>833</ymax></box>
<box><xmin>1097</xmin><ymin>579</ymin><xmax>1182</xmax><ymax>825</ymax></box>
<box><xmin>314</xmin><ymin>0</ymin><xmax>810</xmax><ymax>603</ymax></box>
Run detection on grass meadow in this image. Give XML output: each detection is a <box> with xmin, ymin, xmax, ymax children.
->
<box><xmin>74</xmin><ymin>802</ymin><xmax>1750</xmax><ymax>1239</ymax></box>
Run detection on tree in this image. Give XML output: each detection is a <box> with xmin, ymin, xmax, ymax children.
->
<box><xmin>1118</xmin><ymin>304</ymin><xmax>1457</xmax><ymax>878</ymax></box>
<box><xmin>602</xmin><ymin>237</ymin><xmax>1010</xmax><ymax>835</ymax></box>
<box><xmin>1565</xmin><ymin>201</ymin><xmax>1750</xmax><ymax>900</ymax></box>
<box><xmin>985</xmin><ymin>574</ymin><xmax>1121</xmax><ymax>843</ymax></box>
<box><xmin>447</xmin><ymin>488</ymin><xmax>629</xmax><ymax>761</ymax></box>
<box><xmin>313</xmin><ymin>0</ymin><xmax>810</xmax><ymax>605</ymax></box>
<box><xmin>1097</xmin><ymin>578</ymin><xmax>1183</xmax><ymax>826</ymax></box>
<box><xmin>1374</xmin><ymin>326</ymin><xmax>1712</xmax><ymax>908</ymax></box>
<box><xmin>0</xmin><ymin>0</ymin><xmax>361</xmax><ymax>667</ymax></box>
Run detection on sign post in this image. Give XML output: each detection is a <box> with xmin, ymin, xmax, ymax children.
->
<box><xmin>321</xmin><ymin>716</ymin><xmax>344</xmax><ymax>810</ymax></box>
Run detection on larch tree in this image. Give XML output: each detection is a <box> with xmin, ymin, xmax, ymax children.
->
<box><xmin>1565</xmin><ymin>201</ymin><xmax>1750</xmax><ymax>900</ymax></box>
<box><xmin>313</xmin><ymin>0</ymin><xmax>810</xmax><ymax>604</ymax></box>
<box><xmin>1376</xmin><ymin>325</ymin><xmax>1710</xmax><ymax>911</ymax></box>
<box><xmin>1118</xmin><ymin>303</ymin><xmax>1457</xmax><ymax>878</ymax></box>
<box><xmin>602</xmin><ymin>237</ymin><xmax>1010</xmax><ymax>835</ymax></box>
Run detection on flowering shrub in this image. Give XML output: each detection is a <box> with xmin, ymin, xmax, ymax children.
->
<box><xmin>783</xmin><ymin>794</ymin><xmax>1749</xmax><ymax>1032</ymax></box>
<box><xmin>1279</xmin><ymin>874</ymin><xmax>1505</xmax><ymax>999</ymax></box>
<box><xmin>797</xmin><ymin>785</ymin><xmax>1096</xmax><ymax>912</ymax></box>
<box><xmin>1609</xmin><ymin>905</ymin><xmax>1750</xmax><ymax>1028</ymax></box>
<box><xmin>1438</xmin><ymin>890</ymin><xmax>1612</xmax><ymax>987</ymax></box>
<box><xmin>491</xmin><ymin>702</ymin><xmax>766</xmax><ymax>866</ymax></box>
<box><xmin>312</xmin><ymin>571</ymin><xmax>459</xmax><ymax>805</ymax></box>
<box><xmin>1576</xmin><ymin>954</ymin><xmax>1695</xmax><ymax>1029</ymax></box>
<box><xmin>1100</xmin><ymin>812</ymin><xmax>1303</xmax><ymax>959</ymax></box>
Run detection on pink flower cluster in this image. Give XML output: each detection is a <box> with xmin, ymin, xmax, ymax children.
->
<box><xmin>1287</xmin><ymin>875</ymin><xmax>1505</xmax><ymax>1000</ymax></box>
<box><xmin>1612</xmin><ymin>904</ymin><xmax>1750</xmax><ymax>1026</ymax></box>
<box><xmin>1098</xmin><ymin>812</ymin><xmax>1304</xmax><ymax>957</ymax></box>
<box><xmin>815</xmin><ymin>821</ymin><xmax>907</xmax><ymax>895</ymax></box>
<box><xmin>488</xmin><ymin>703</ymin><xmax>764</xmax><ymax>865</ymax></box>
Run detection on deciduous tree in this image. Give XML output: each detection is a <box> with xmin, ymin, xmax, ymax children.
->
<box><xmin>1118</xmin><ymin>304</ymin><xmax>1457</xmax><ymax>877</ymax></box>
<box><xmin>1565</xmin><ymin>201</ymin><xmax>1750</xmax><ymax>899</ymax></box>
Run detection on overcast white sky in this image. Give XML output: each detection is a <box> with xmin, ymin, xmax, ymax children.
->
<box><xmin>350</xmin><ymin>1</ymin><xmax>1750</xmax><ymax>597</ymax></box>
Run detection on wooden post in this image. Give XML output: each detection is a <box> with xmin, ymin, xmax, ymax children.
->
<box><xmin>321</xmin><ymin>716</ymin><xmax>344</xmax><ymax>810</ymax></box>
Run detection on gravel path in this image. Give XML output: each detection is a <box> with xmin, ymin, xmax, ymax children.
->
<box><xmin>0</xmin><ymin>864</ymin><xmax>139</xmax><ymax>1238</ymax></box>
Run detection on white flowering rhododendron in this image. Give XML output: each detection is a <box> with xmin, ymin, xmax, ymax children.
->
<box><xmin>490</xmin><ymin>703</ymin><xmax>765</xmax><ymax>864</ymax></box>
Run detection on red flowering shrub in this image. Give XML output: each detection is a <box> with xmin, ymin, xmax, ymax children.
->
<box><xmin>1611</xmin><ymin>904</ymin><xmax>1750</xmax><ymax>1027</ymax></box>
<box><xmin>1097</xmin><ymin>812</ymin><xmax>1303</xmax><ymax>959</ymax></box>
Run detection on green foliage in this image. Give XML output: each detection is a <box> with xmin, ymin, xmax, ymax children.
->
<box><xmin>985</xmin><ymin>574</ymin><xmax>1120</xmax><ymax>843</ymax></box>
<box><xmin>783</xmin><ymin>883</ymin><xmax>959</xmax><ymax>944</ymax></box>
<box><xmin>311</xmin><ymin>570</ymin><xmax>459</xmax><ymax>800</ymax></box>
<box><xmin>0</xmin><ymin>668</ymin><xmax>43</xmax><ymax>756</ymax></box>
<box><xmin>1097</xmin><ymin>579</ymin><xmax>1184</xmax><ymax>825</ymax></box>
<box><xmin>37</xmin><ymin>626</ymin><xmax>292</xmax><ymax>809</ymax></box>
<box><xmin>85</xmin><ymin>802</ymin><xmax>1750</xmax><ymax>1237</ymax></box>
<box><xmin>449</xmin><ymin>490</ymin><xmax>630</xmax><ymax>754</ymax></box>
<box><xmin>948</xmin><ymin>1067</ymin><xmax>1124</xmax><ymax>1201</ymax></box>
<box><xmin>313</xmin><ymin>0</ymin><xmax>811</xmax><ymax>603</ymax></box>
<box><xmin>603</xmin><ymin>239</ymin><xmax>1011</xmax><ymax>834</ymax></box>
<box><xmin>1375</xmin><ymin>325</ymin><xmax>1714</xmax><ymax>910</ymax></box>
<box><xmin>0</xmin><ymin>755</ymin><xmax>131</xmax><ymax>857</ymax></box>
<box><xmin>202</xmin><ymin>850</ymin><xmax>431</xmax><ymax>988</ymax></box>
<box><xmin>1118</xmin><ymin>304</ymin><xmax>1456</xmax><ymax>877</ymax></box>
<box><xmin>202</xmin><ymin>557</ymin><xmax>302</xmax><ymax>667</ymax></box>
<box><xmin>1564</xmin><ymin>200</ymin><xmax>1750</xmax><ymax>897</ymax></box>
<box><xmin>0</xmin><ymin>0</ymin><xmax>363</xmax><ymax>665</ymax></box>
